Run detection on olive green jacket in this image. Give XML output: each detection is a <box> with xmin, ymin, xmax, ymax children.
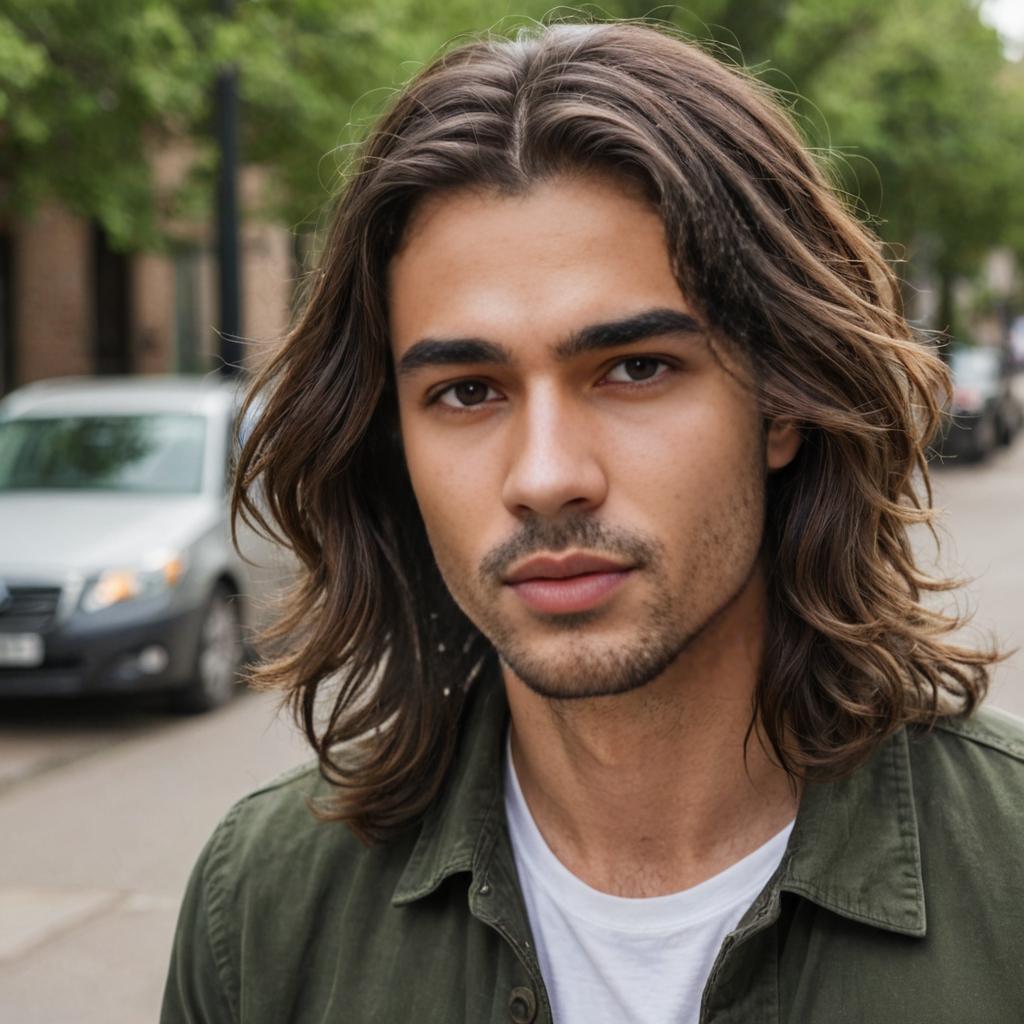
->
<box><xmin>162</xmin><ymin>680</ymin><xmax>1024</xmax><ymax>1024</ymax></box>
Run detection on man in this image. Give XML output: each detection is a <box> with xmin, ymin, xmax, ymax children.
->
<box><xmin>163</xmin><ymin>22</ymin><xmax>1024</xmax><ymax>1024</ymax></box>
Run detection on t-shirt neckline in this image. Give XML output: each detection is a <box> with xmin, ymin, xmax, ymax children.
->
<box><xmin>504</xmin><ymin>731</ymin><xmax>795</xmax><ymax>935</ymax></box>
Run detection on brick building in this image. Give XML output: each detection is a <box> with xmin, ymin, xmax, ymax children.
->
<box><xmin>0</xmin><ymin>153</ymin><xmax>296</xmax><ymax>395</ymax></box>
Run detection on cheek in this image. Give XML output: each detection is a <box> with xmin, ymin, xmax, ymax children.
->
<box><xmin>609</xmin><ymin>390</ymin><xmax>757</xmax><ymax>507</ymax></box>
<box><xmin>608</xmin><ymin>390</ymin><xmax>764</xmax><ymax>561</ymax></box>
<box><xmin>400</xmin><ymin>427</ymin><xmax>496</xmax><ymax>580</ymax></box>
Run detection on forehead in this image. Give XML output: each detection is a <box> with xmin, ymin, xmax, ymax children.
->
<box><xmin>387</xmin><ymin>174</ymin><xmax>689</xmax><ymax>358</ymax></box>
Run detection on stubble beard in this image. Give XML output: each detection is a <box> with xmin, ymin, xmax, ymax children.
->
<box><xmin>487</xmin><ymin>558</ymin><xmax>758</xmax><ymax>701</ymax></box>
<box><xmin>492</xmin><ymin>582</ymin><xmax>687</xmax><ymax>701</ymax></box>
<box><xmin>436</xmin><ymin>515</ymin><xmax>761</xmax><ymax>702</ymax></box>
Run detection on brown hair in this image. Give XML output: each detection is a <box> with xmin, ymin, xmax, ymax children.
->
<box><xmin>233</xmin><ymin>21</ymin><xmax>996</xmax><ymax>842</ymax></box>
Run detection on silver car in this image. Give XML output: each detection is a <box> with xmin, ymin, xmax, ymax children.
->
<box><xmin>0</xmin><ymin>375</ymin><xmax>287</xmax><ymax>711</ymax></box>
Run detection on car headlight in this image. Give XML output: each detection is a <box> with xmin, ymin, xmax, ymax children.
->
<box><xmin>80</xmin><ymin>553</ymin><xmax>188</xmax><ymax>614</ymax></box>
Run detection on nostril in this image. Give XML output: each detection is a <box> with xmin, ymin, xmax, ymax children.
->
<box><xmin>501</xmin><ymin>460</ymin><xmax>609</xmax><ymax>519</ymax></box>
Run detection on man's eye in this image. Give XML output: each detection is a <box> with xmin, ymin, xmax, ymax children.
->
<box><xmin>436</xmin><ymin>380</ymin><xmax>499</xmax><ymax>408</ymax></box>
<box><xmin>604</xmin><ymin>357</ymin><xmax>668</xmax><ymax>383</ymax></box>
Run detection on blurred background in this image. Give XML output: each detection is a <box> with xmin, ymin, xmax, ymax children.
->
<box><xmin>1</xmin><ymin>0</ymin><xmax>1024</xmax><ymax>384</ymax></box>
<box><xmin>0</xmin><ymin>2</ymin><xmax>1022</xmax><ymax>1021</ymax></box>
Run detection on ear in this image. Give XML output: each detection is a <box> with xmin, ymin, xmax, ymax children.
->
<box><xmin>765</xmin><ymin>418</ymin><xmax>802</xmax><ymax>471</ymax></box>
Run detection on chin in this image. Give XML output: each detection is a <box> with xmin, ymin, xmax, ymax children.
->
<box><xmin>498</xmin><ymin>633</ymin><xmax>689</xmax><ymax>702</ymax></box>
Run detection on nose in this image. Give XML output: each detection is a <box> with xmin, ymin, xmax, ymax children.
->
<box><xmin>501</xmin><ymin>387</ymin><xmax>609</xmax><ymax>519</ymax></box>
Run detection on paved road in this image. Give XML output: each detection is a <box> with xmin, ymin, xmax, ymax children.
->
<box><xmin>0</xmin><ymin>690</ymin><xmax>308</xmax><ymax>1023</ymax></box>
<box><xmin>925</xmin><ymin>436</ymin><xmax>1024</xmax><ymax>716</ymax></box>
<box><xmin>0</xmin><ymin>438</ymin><xmax>1022</xmax><ymax>1022</ymax></box>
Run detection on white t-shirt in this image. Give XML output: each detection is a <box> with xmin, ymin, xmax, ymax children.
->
<box><xmin>504</xmin><ymin>739</ymin><xmax>793</xmax><ymax>1024</ymax></box>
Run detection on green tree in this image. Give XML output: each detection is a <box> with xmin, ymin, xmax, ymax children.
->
<box><xmin>0</xmin><ymin>0</ymin><xmax>213</xmax><ymax>247</ymax></box>
<box><xmin>2</xmin><ymin>0</ymin><xmax>1022</xmax><ymax>328</ymax></box>
<box><xmin>770</xmin><ymin>0</ymin><xmax>1023</xmax><ymax>330</ymax></box>
<box><xmin>0</xmin><ymin>0</ymin><xmax>554</xmax><ymax>247</ymax></box>
<box><xmin>616</xmin><ymin>0</ymin><xmax>1024</xmax><ymax>329</ymax></box>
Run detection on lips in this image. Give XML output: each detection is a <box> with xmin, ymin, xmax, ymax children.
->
<box><xmin>504</xmin><ymin>552</ymin><xmax>632</xmax><ymax>583</ymax></box>
<box><xmin>504</xmin><ymin>552</ymin><xmax>634</xmax><ymax>615</ymax></box>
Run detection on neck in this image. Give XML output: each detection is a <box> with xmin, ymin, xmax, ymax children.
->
<box><xmin>504</xmin><ymin>568</ymin><xmax>798</xmax><ymax>897</ymax></box>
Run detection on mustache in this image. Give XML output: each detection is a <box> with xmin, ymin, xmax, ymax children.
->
<box><xmin>478</xmin><ymin>517</ymin><xmax>660</xmax><ymax>584</ymax></box>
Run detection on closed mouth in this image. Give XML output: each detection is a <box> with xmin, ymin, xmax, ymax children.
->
<box><xmin>503</xmin><ymin>551</ymin><xmax>634</xmax><ymax>585</ymax></box>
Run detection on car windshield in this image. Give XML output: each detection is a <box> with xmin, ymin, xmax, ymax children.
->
<box><xmin>0</xmin><ymin>414</ymin><xmax>207</xmax><ymax>494</ymax></box>
<box><xmin>950</xmin><ymin>347</ymin><xmax>1000</xmax><ymax>385</ymax></box>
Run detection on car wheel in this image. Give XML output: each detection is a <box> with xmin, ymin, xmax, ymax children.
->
<box><xmin>171</xmin><ymin>585</ymin><xmax>243</xmax><ymax>713</ymax></box>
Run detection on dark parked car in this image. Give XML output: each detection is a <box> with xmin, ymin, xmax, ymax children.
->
<box><xmin>0</xmin><ymin>376</ymin><xmax>290</xmax><ymax>711</ymax></box>
<box><xmin>935</xmin><ymin>346</ymin><xmax>1022</xmax><ymax>463</ymax></box>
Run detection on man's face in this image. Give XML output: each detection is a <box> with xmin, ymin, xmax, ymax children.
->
<box><xmin>389</xmin><ymin>173</ymin><xmax>798</xmax><ymax>700</ymax></box>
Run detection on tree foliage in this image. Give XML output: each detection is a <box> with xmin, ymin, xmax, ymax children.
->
<box><xmin>1</xmin><ymin>0</ymin><xmax>1022</xmax><ymax>304</ymax></box>
<box><xmin>773</xmin><ymin>0</ymin><xmax>1021</xmax><ymax>277</ymax></box>
<box><xmin>0</xmin><ymin>0</ymin><xmax>212</xmax><ymax>247</ymax></box>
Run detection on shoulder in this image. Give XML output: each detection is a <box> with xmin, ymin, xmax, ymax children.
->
<box><xmin>201</xmin><ymin>759</ymin><xmax>414</xmax><ymax>897</ymax></box>
<box><xmin>931</xmin><ymin>703</ymin><xmax>1024</xmax><ymax>763</ymax></box>
<box><xmin>211</xmin><ymin>758</ymin><xmax>338</xmax><ymax>857</ymax></box>
<box><xmin>164</xmin><ymin>761</ymin><xmax>419</xmax><ymax>1023</ymax></box>
<box><xmin>202</xmin><ymin>759</ymin><xmax>340</xmax><ymax>874</ymax></box>
<box><xmin>908</xmin><ymin>704</ymin><xmax>1024</xmax><ymax>875</ymax></box>
<box><xmin>916</xmin><ymin>703</ymin><xmax>1024</xmax><ymax>789</ymax></box>
<box><xmin>909</xmin><ymin>703</ymin><xmax>1024</xmax><ymax>798</ymax></box>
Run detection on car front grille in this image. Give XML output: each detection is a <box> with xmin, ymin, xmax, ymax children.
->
<box><xmin>0</xmin><ymin>586</ymin><xmax>63</xmax><ymax>632</ymax></box>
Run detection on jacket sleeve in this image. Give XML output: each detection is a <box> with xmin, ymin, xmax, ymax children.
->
<box><xmin>161</xmin><ymin>821</ymin><xmax>239</xmax><ymax>1024</ymax></box>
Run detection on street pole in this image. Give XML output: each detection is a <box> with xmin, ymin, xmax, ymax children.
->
<box><xmin>215</xmin><ymin>0</ymin><xmax>243</xmax><ymax>376</ymax></box>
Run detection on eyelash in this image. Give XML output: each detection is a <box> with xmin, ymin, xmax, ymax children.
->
<box><xmin>425</xmin><ymin>356</ymin><xmax>676</xmax><ymax>412</ymax></box>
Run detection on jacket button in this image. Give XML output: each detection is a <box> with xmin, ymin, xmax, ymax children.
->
<box><xmin>508</xmin><ymin>986</ymin><xmax>537</xmax><ymax>1023</ymax></box>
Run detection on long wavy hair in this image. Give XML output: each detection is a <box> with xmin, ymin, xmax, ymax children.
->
<box><xmin>233</xmin><ymin>21</ymin><xmax>996</xmax><ymax>842</ymax></box>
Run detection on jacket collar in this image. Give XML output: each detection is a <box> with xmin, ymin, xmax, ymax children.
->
<box><xmin>392</xmin><ymin>669</ymin><xmax>508</xmax><ymax>906</ymax></box>
<box><xmin>393</xmin><ymin>671</ymin><xmax>927</xmax><ymax>939</ymax></box>
<box><xmin>778</xmin><ymin>727</ymin><xmax>926</xmax><ymax>937</ymax></box>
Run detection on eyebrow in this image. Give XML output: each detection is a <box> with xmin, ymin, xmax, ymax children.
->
<box><xmin>396</xmin><ymin>338</ymin><xmax>509</xmax><ymax>376</ymax></box>
<box><xmin>395</xmin><ymin>307</ymin><xmax>703</xmax><ymax>377</ymax></box>
<box><xmin>555</xmin><ymin>308</ymin><xmax>703</xmax><ymax>359</ymax></box>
